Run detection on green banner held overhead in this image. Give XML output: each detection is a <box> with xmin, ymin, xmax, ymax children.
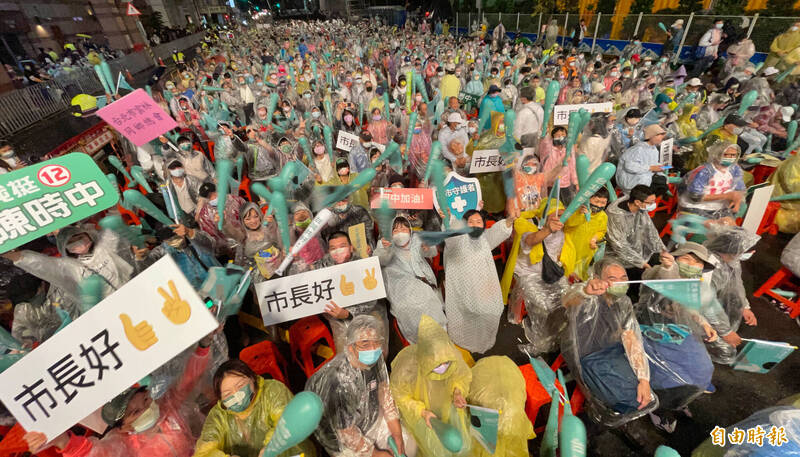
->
<box><xmin>0</xmin><ymin>153</ymin><xmax>119</xmax><ymax>253</ymax></box>
<box><xmin>641</xmin><ymin>279</ymin><xmax>703</xmax><ymax>310</ymax></box>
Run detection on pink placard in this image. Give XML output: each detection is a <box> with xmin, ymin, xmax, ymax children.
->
<box><xmin>97</xmin><ymin>89</ymin><xmax>177</xmax><ymax>146</ymax></box>
<box><xmin>370</xmin><ymin>188</ymin><xmax>434</xmax><ymax>210</ymax></box>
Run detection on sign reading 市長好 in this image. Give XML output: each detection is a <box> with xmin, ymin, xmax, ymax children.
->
<box><xmin>0</xmin><ymin>153</ymin><xmax>119</xmax><ymax>254</ymax></box>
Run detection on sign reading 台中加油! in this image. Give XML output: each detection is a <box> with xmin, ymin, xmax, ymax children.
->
<box><xmin>255</xmin><ymin>256</ymin><xmax>386</xmax><ymax>326</ymax></box>
<box><xmin>0</xmin><ymin>153</ymin><xmax>119</xmax><ymax>254</ymax></box>
<box><xmin>469</xmin><ymin>149</ymin><xmax>506</xmax><ymax>173</ymax></box>
<box><xmin>370</xmin><ymin>188</ymin><xmax>434</xmax><ymax>209</ymax></box>
<box><xmin>0</xmin><ymin>256</ymin><xmax>218</xmax><ymax>441</ymax></box>
<box><xmin>96</xmin><ymin>88</ymin><xmax>177</xmax><ymax>146</ymax></box>
<box><xmin>553</xmin><ymin>102</ymin><xmax>613</xmax><ymax>125</ymax></box>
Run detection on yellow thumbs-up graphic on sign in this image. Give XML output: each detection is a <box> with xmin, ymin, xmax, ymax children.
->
<box><xmin>340</xmin><ymin>275</ymin><xmax>355</xmax><ymax>296</ymax></box>
<box><xmin>120</xmin><ymin>314</ymin><xmax>158</xmax><ymax>351</ymax></box>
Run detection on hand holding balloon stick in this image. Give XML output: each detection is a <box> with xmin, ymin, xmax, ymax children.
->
<box><xmin>258</xmin><ymin>391</ymin><xmax>323</xmax><ymax>457</ymax></box>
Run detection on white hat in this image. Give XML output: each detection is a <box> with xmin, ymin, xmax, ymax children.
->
<box><xmin>673</xmin><ymin>19</ymin><xmax>684</xmax><ymax>26</ymax></box>
<box><xmin>780</xmin><ymin>106</ymin><xmax>795</xmax><ymax>122</ymax></box>
<box><xmin>763</xmin><ymin>66</ymin><xmax>779</xmax><ymax>76</ymax></box>
<box><xmin>447</xmin><ymin>112</ymin><xmax>463</xmax><ymax>124</ymax></box>
<box><xmin>687</xmin><ymin>77</ymin><xmax>702</xmax><ymax>86</ymax></box>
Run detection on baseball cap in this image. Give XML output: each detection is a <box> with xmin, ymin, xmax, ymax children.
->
<box><xmin>447</xmin><ymin>112</ymin><xmax>463</xmax><ymax>124</ymax></box>
<box><xmin>780</xmin><ymin>106</ymin><xmax>795</xmax><ymax>122</ymax></box>
<box><xmin>643</xmin><ymin>124</ymin><xmax>666</xmax><ymax>140</ymax></box>
<box><xmin>686</xmin><ymin>77</ymin><xmax>702</xmax><ymax>86</ymax></box>
<box><xmin>487</xmin><ymin>84</ymin><xmax>501</xmax><ymax>94</ymax></box>
<box><xmin>101</xmin><ymin>387</ymin><xmax>141</xmax><ymax>426</ymax></box>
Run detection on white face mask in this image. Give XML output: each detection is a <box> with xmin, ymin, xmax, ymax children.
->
<box><xmin>392</xmin><ymin>231</ymin><xmax>411</xmax><ymax>247</ymax></box>
<box><xmin>170</xmin><ymin>168</ymin><xmax>186</xmax><ymax>177</ymax></box>
<box><xmin>733</xmin><ymin>127</ymin><xmax>743</xmax><ymax>135</ymax></box>
<box><xmin>131</xmin><ymin>400</ymin><xmax>160</xmax><ymax>433</ymax></box>
<box><xmin>330</xmin><ymin>247</ymin><xmax>350</xmax><ymax>263</ymax></box>
<box><xmin>643</xmin><ymin>202</ymin><xmax>657</xmax><ymax>212</ymax></box>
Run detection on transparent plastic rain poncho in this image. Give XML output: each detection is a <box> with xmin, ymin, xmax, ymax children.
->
<box><xmin>193</xmin><ymin>377</ymin><xmax>317</xmax><ymax>457</ymax></box>
<box><xmin>605</xmin><ymin>196</ymin><xmax>666</xmax><ymax>269</ymax></box>
<box><xmin>638</xmin><ymin>260</ymin><xmax>716</xmax><ymax>408</ymax></box>
<box><xmin>390</xmin><ymin>315</ymin><xmax>472</xmax><ymax>457</ymax></box>
<box><xmin>468</xmin><ymin>356</ymin><xmax>535</xmax><ymax>457</ymax></box>
<box><xmin>693</xmin><ymin>395</ymin><xmax>800</xmax><ymax>457</ymax></box>
<box><xmin>769</xmin><ymin>151</ymin><xmax>800</xmax><ymax>234</ymax></box>
<box><xmin>560</xmin><ymin>263</ymin><xmax>657</xmax><ymax>426</ymax></box>
<box><xmin>782</xmin><ymin>233</ymin><xmax>800</xmax><ymax>278</ymax></box>
<box><xmin>374</xmin><ymin>219</ymin><xmax>445</xmax><ymax>344</ymax></box>
<box><xmin>677</xmin><ymin>141</ymin><xmax>746</xmax><ymax>220</ymax></box>
<box><xmin>305</xmin><ymin>315</ymin><xmax>400</xmax><ymax>457</ymax></box>
<box><xmin>703</xmin><ymin>224</ymin><xmax>761</xmax><ymax>363</ymax></box>
<box><xmin>443</xmin><ymin>214</ymin><xmax>512</xmax><ymax>354</ymax></box>
<box><xmin>11</xmin><ymin>300</ymin><xmax>67</xmax><ymax>347</ymax></box>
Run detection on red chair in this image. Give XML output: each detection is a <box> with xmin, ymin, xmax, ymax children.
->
<box><xmin>751</xmin><ymin>164</ymin><xmax>776</xmax><ymax>185</ymax></box>
<box><xmin>239</xmin><ymin>340</ymin><xmax>289</xmax><ymax>385</ymax></box>
<box><xmin>755</xmin><ymin>201</ymin><xmax>780</xmax><ymax>236</ymax></box>
<box><xmin>754</xmin><ymin>267</ymin><xmax>800</xmax><ymax>319</ymax></box>
<box><xmin>519</xmin><ymin>355</ymin><xmax>585</xmax><ymax>434</ymax></box>
<box><xmin>288</xmin><ymin>316</ymin><xmax>336</xmax><ymax>378</ymax></box>
<box><xmin>484</xmin><ymin>220</ymin><xmax>508</xmax><ymax>263</ymax></box>
<box><xmin>392</xmin><ymin>316</ymin><xmax>410</xmax><ymax>348</ymax></box>
<box><xmin>239</xmin><ymin>175</ymin><xmax>253</xmax><ymax>202</ymax></box>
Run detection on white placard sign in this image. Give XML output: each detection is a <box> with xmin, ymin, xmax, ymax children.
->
<box><xmin>742</xmin><ymin>185</ymin><xmax>775</xmax><ymax>234</ymax></box>
<box><xmin>336</xmin><ymin>130</ymin><xmax>361</xmax><ymax>152</ymax></box>
<box><xmin>553</xmin><ymin>102</ymin><xmax>613</xmax><ymax>125</ymax></box>
<box><xmin>256</xmin><ymin>256</ymin><xmax>386</xmax><ymax>326</ymax></box>
<box><xmin>0</xmin><ymin>256</ymin><xmax>217</xmax><ymax>441</ymax></box>
<box><xmin>660</xmin><ymin>138</ymin><xmax>674</xmax><ymax>167</ymax></box>
<box><xmin>469</xmin><ymin>149</ymin><xmax>506</xmax><ymax>173</ymax></box>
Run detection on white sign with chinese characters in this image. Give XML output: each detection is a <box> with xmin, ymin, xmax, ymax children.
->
<box><xmin>255</xmin><ymin>256</ymin><xmax>386</xmax><ymax>326</ymax></box>
<box><xmin>660</xmin><ymin>138</ymin><xmax>674</xmax><ymax>167</ymax></box>
<box><xmin>469</xmin><ymin>149</ymin><xmax>506</xmax><ymax>173</ymax></box>
<box><xmin>336</xmin><ymin>130</ymin><xmax>361</xmax><ymax>152</ymax></box>
<box><xmin>0</xmin><ymin>256</ymin><xmax>218</xmax><ymax>440</ymax></box>
<box><xmin>552</xmin><ymin>102</ymin><xmax>613</xmax><ymax>125</ymax></box>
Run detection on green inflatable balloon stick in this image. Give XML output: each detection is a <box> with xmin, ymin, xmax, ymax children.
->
<box><xmin>99</xmin><ymin>214</ymin><xmax>146</xmax><ymax>248</ymax></box>
<box><xmin>558</xmin><ymin>370</ymin><xmax>587</xmax><ymax>457</ymax></box>
<box><xmin>78</xmin><ymin>274</ymin><xmax>105</xmax><ymax>313</ymax></box>
<box><xmin>560</xmin><ymin>162</ymin><xmax>617</xmax><ymax>223</ymax></box>
<box><xmin>108</xmin><ymin>155</ymin><xmax>133</xmax><ymax>183</ymax></box>
<box><xmin>260</xmin><ymin>391</ymin><xmax>323</xmax><ymax>457</ymax></box>
<box><xmin>406</xmin><ymin>111</ymin><xmax>419</xmax><ymax>155</ymax></box>
<box><xmin>430</xmin><ymin>417</ymin><xmax>463</xmax><ymax>453</ymax></box>
<box><xmin>737</xmin><ymin>90</ymin><xmax>759</xmax><ymax>115</ymax></box>
<box><xmin>130</xmin><ymin>166</ymin><xmax>153</xmax><ymax>193</ymax></box>
<box><xmin>250</xmin><ymin>182</ymin><xmax>291</xmax><ymax>255</ymax></box>
<box><xmin>654</xmin><ymin>445</ymin><xmax>682</xmax><ymax>457</ymax></box>
<box><xmin>122</xmin><ymin>189</ymin><xmax>174</xmax><ymax>226</ymax></box>
<box><xmin>541</xmin><ymin>81</ymin><xmax>561</xmax><ymax>138</ymax></box>
<box><xmin>215</xmin><ymin>159</ymin><xmax>234</xmax><ymax>231</ymax></box>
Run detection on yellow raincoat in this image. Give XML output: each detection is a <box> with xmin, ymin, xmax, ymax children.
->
<box><xmin>563</xmin><ymin>208</ymin><xmax>608</xmax><ymax>280</ymax></box>
<box><xmin>468</xmin><ymin>356</ymin><xmax>535</xmax><ymax>457</ymax></box>
<box><xmin>192</xmin><ymin>377</ymin><xmax>317</xmax><ymax>457</ymax></box>
<box><xmin>500</xmin><ymin>198</ymin><xmax>572</xmax><ymax>303</ymax></box>
<box><xmin>766</xmin><ymin>26</ymin><xmax>800</xmax><ymax>70</ymax></box>
<box><xmin>769</xmin><ymin>152</ymin><xmax>800</xmax><ymax>233</ymax></box>
<box><xmin>467</xmin><ymin>112</ymin><xmax>508</xmax><ymax>214</ymax></box>
<box><xmin>390</xmin><ymin>315</ymin><xmax>472</xmax><ymax>457</ymax></box>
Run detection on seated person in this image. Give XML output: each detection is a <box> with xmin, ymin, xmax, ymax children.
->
<box><xmin>193</xmin><ymin>360</ymin><xmax>316</xmax><ymax>457</ymax></box>
<box><xmin>560</xmin><ymin>258</ymin><xmax>654</xmax><ymax>415</ymax></box>
<box><xmin>678</xmin><ymin>141</ymin><xmax>746</xmax><ymax>221</ymax></box>
<box><xmin>638</xmin><ymin>243</ymin><xmax>718</xmax><ymax>432</ymax></box>
<box><xmin>563</xmin><ymin>187</ymin><xmax>609</xmax><ymax>281</ymax></box>
<box><xmin>704</xmin><ymin>226</ymin><xmax>762</xmax><ymax>364</ymax></box>
<box><xmin>307</xmin><ymin>315</ymin><xmax>416</xmax><ymax>457</ymax></box>
<box><xmin>390</xmin><ymin>315</ymin><xmax>472</xmax><ymax>457</ymax></box>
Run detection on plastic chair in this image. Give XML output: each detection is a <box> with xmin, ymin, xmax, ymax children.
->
<box><xmin>288</xmin><ymin>316</ymin><xmax>336</xmax><ymax>378</ymax></box>
<box><xmin>750</xmin><ymin>164</ymin><xmax>776</xmax><ymax>185</ymax></box>
<box><xmin>754</xmin><ymin>266</ymin><xmax>800</xmax><ymax>319</ymax></box>
<box><xmin>392</xmin><ymin>316</ymin><xmax>410</xmax><ymax>348</ymax></box>
<box><xmin>755</xmin><ymin>201</ymin><xmax>780</xmax><ymax>236</ymax></box>
<box><xmin>239</xmin><ymin>340</ymin><xmax>288</xmax><ymax>385</ymax></box>
<box><xmin>519</xmin><ymin>363</ymin><xmax>566</xmax><ymax>434</ymax></box>
<box><xmin>484</xmin><ymin>220</ymin><xmax>508</xmax><ymax>263</ymax></box>
<box><xmin>238</xmin><ymin>175</ymin><xmax>253</xmax><ymax>202</ymax></box>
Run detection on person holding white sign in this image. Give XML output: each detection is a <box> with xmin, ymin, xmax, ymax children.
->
<box><xmin>23</xmin><ymin>331</ymin><xmax>218</xmax><ymax>457</ymax></box>
<box><xmin>307</xmin><ymin>315</ymin><xmax>415</xmax><ymax>457</ymax></box>
<box><xmin>375</xmin><ymin>216</ymin><xmax>446</xmax><ymax>344</ymax></box>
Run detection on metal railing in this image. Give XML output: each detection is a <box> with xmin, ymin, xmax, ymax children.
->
<box><xmin>0</xmin><ymin>33</ymin><xmax>204</xmax><ymax>139</ymax></box>
<box><xmin>452</xmin><ymin>12</ymin><xmax>800</xmax><ymax>57</ymax></box>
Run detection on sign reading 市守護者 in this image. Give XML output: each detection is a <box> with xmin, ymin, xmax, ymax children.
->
<box><xmin>0</xmin><ymin>256</ymin><xmax>218</xmax><ymax>441</ymax></box>
<box><xmin>0</xmin><ymin>153</ymin><xmax>119</xmax><ymax>254</ymax></box>
<box><xmin>255</xmin><ymin>256</ymin><xmax>386</xmax><ymax>326</ymax></box>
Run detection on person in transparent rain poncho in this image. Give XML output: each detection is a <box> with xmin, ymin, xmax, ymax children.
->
<box><xmin>636</xmin><ymin>243</ymin><xmax>718</xmax><ymax>432</ymax></box>
<box><xmin>374</xmin><ymin>216</ymin><xmax>446</xmax><ymax>344</ymax></box>
<box><xmin>704</xmin><ymin>225</ymin><xmax>762</xmax><ymax>364</ymax></box>
<box><xmin>390</xmin><ymin>315</ymin><xmax>472</xmax><ymax>457</ymax></box>
<box><xmin>306</xmin><ymin>315</ymin><xmax>417</xmax><ymax>457</ymax></box>
<box><xmin>442</xmin><ymin>208</ymin><xmax>514</xmax><ymax>354</ymax></box>
<box><xmin>677</xmin><ymin>141</ymin><xmax>746</xmax><ymax>222</ymax></box>
<box><xmin>560</xmin><ymin>258</ymin><xmax>657</xmax><ymax>427</ymax></box>
<box><xmin>501</xmin><ymin>198</ymin><xmax>570</xmax><ymax>354</ymax></box>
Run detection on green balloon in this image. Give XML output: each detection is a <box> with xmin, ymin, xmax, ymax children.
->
<box><xmin>738</xmin><ymin>90</ymin><xmax>759</xmax><ymax>115</ymax></box>
<box><xmin>261</xmin><ymin>391</ymin><xmax>323</xmax><ymax>457</ymax></box>
<box><xmin>78</xmin><ymin>274</ymin><xmax>104</xmax><ymax>313</ymax></box>
<box><xmin>130</xmin><ymin>166</ymin><xmax>153</xmax><ymax>193</ymax></box>
<box><xmin>430</xmin><ymin>417</ymin><xmax>463</xmax><ymax>453</ymax></box>
<box><xmin>108</xmin><ymin>155</ymin><xmax>133</xmax><ymax>183</ymax></box>
<box><xmin>576</xmin><ymin>154</ymin><xmax>591</xmax><ymax>188</ymax></box>
<box><xmin>559</xmin><ymin>415</ymin><xmax>587</xmax><ymax>457</ymax></box>
<box><xmin>122</xmin><ymin>189</ymin><xmax>173</xmax><ymax>226</ymax></box>
<box><xmin>541</xmin><ymin>81</ymin><xmax>561</xmax><ymax>138</ymax></box>
<box><xmin>654</xmin><ymin>445</ymin><xmax>682</xmax><ymax>457</ymax></box>
<box><xmin>560</xmin><ymin>162</ymin><xmax>616</xmax><ymax>223</ymax></box>
<box><xmin>215</xmin><ymin>159</ymin><xmax>234</xmax><ymax>231</ymax></box>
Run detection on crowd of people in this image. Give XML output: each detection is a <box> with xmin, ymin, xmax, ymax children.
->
<box><xmin>2</xmin><ymin>13</ymin><xmax>800</xmax><ymax>457</ymax></box>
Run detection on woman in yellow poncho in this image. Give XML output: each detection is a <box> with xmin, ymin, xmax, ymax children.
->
<box><xmin>390</xmin><ymin>315</ymin><xmax>472</xmax><ymax>457</ymax></box>
<box><xmin>769</xmin><ymin>151</ymin><xmax>800</xmax><ymax>233</ymax></box>
<box><xmin>193</xmin><ymin>360</ymin><xmax>317</xmax><ymax>457</ymax></box>
<box><xmin>468</xmin><ymin>356</ymin><xmax>535</xmax><ymax>457</ymax></box>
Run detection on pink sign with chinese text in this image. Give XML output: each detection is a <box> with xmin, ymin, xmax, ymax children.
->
<box><xmin>97</xmin><ymin>89</ymin><xmax>177</xmax><ymax>146</ymax></box>
<box><xmin>370</xmin><ymin>188</ymin><xmax>434</xmax><ymax>210</ymax></box>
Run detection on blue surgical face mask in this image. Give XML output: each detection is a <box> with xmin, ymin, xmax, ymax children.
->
<box><xmin>209</xmin><ymin>198</ymin><xmax>218</xmax><ymax>207</ymax></box>
<box><xmin>358</xmin><ymin>347</ymin><xmax>382</xmax><ymax>365</ymax></box>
